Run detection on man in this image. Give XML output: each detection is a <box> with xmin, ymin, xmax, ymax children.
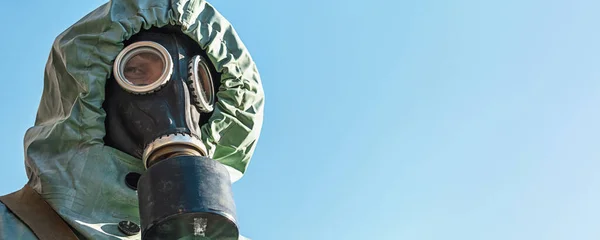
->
<box><xmin>0</xmin><ymin>0</ymin><xmax>263</xmax><ymax>239</ymax></box>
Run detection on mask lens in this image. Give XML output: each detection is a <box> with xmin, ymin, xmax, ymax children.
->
<box><xmin>114</xmin><ymin>41</ymin><xmax>173</xmax><ymax>94</ymax></box>
<box><xmin>123</xmin><ymin>50</ymin><xmax>165</xmax><ymax>86</ymax></box>
<box><xmin>188</xmin><ymin>55</ymin><xmax>215</xmax><ymax>112</ymax></box>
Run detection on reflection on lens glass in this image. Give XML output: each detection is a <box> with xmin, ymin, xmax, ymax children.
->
<box><xmin>123</xmin><ymin>51</ymin><xmax>164</xmax><ymax>86</ymax></box>
<box><xmin>198</xmin><ymin>64</ymin><xmax>213</xmax><ymax>101</ymax></box>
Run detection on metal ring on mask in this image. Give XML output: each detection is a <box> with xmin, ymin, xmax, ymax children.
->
<box><xmin>188</xmin><ymin>55</ymin><xmax>215</xmax><ymax>112</ymax></box>
<box><xmin>142</xmin><ymin>133</ymin><xmax>208</xmax><ymax>169</ymax></box>
<box><xmin>113</xmin><ymin>41</ymin><xmax>173</xmax><ymax>94</ymax></box>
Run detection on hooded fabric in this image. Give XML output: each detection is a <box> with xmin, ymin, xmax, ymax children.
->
<box><xmin>0</xmin><ymin>0</ymin><xmax>263</xmax><ymax>239</ymax></box>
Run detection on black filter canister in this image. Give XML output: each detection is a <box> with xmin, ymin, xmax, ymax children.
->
<box><xmin>137</xmin><ymin>156</ymin><xmax>238</xmax><ymax>240</ymax></box>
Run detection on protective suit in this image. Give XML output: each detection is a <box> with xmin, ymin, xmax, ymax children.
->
<box><xmin>0</xmin><ymin>0</ymin><xmax>263</xmax><ymax>239</ymax></box>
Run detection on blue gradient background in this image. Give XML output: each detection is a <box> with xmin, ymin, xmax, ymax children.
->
<box><xmin>1</xmin><ymin>1</ymin><xmax>599</xmax><ymax>239</ymax></box>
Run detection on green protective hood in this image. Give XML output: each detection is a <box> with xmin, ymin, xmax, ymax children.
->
<box><xmin>20</xmin><ymin>0</ymin><xmax>263</xmax><ymax>239</ymax></box>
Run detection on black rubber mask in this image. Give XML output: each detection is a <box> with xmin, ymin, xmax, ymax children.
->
<box><xmin>103</xmin><ymin>29</ymin><xmax>217</xmax><ymax>168</ymax></box>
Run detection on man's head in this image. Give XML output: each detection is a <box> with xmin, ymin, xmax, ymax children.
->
<box><xmin>103</xmin><ymin>27</ymin><xmax>220</xmax><ymax>168</ymax></box>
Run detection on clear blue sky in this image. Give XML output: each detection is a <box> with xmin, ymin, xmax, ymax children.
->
<box><xmin>1</xmin><ymin>0</ymin><xmax>599</xmax><ymax>239</ymax></box>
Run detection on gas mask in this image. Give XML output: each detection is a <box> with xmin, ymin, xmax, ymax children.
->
<box><xmin>104</xmin><ymin>28</ymin><xmax>238</xmax><ymax>239</ymax></box>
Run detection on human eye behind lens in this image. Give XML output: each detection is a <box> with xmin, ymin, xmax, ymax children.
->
<box><xmin>124</xmin><ymin>66</ymin><xmax>147</xmax><ymax>79</ymax></box>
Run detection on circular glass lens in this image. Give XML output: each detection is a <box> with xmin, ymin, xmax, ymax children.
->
<box><xmin>188</xmin><ymin>55</ymin><xmax>215</xmax><ymax>112</ymax></box>
<box><xmin>122</xmin><ymin>49</ymin><xmax>165</xmax><ymax>86</ymax></box>
<box><xmin>198</xmin><ymin>64</ymin><xmax>213</xmax><ymax>101</ymax></box>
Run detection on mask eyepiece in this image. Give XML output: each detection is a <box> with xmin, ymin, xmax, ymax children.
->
<box><xmin>187</xmin><ymin>55</ymin><xmax>215</xmax><ymax>112</ymax></box>
<box><xmin>113</xmin><ymin>41</ymin><xmax>173</xmax><ymax>94</ymax></box>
